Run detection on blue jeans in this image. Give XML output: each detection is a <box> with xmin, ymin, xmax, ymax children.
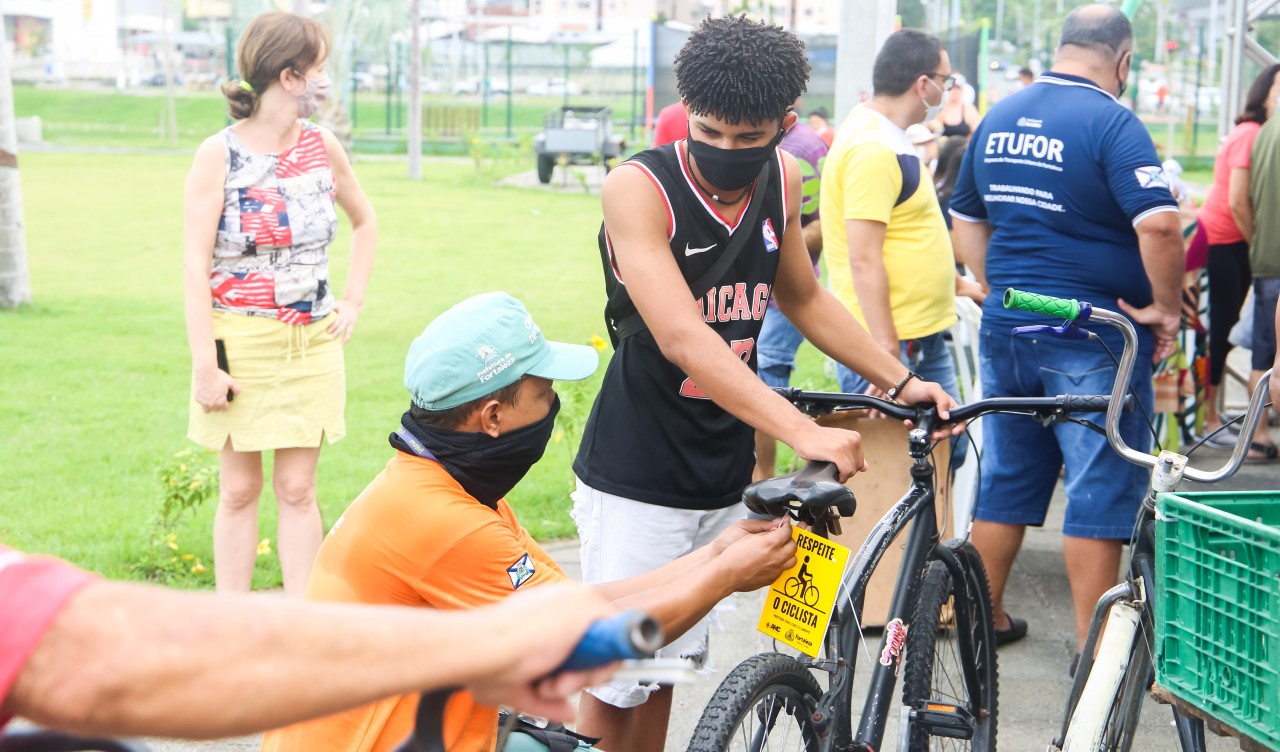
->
<box><xmin>836</xmin><ymin>330</ymin><xmax>967</xmax><ymax>465</ymax></box>
<box><xmin>975</xmin><ymin>328</ymin><xmax>1154</xmax><ymax>539</ymax></box>
<box><xmin>1251</xmin><ymin>277</ymin><xmax>1280</xmax><ymax>370</ymax></box>
<box><xmin>757</xmin><ymin>306</ymin><xmax>806</xmax><ymax>388</ymax></box>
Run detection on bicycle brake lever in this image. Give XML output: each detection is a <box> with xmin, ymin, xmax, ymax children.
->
<box><xmin>1011</xmin><ymin>322</ymin><xmax>1092</xmax><ymax>340</ymax></box>
<box><xmin>1012</xmin><ymin>301</ymin><xmax>1094</xmax><ymax>340</ymax></box>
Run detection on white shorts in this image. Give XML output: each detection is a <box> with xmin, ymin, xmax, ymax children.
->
<box><xmin>570</xmin><ymin>477</ymin><xmax>747</xmax><ymax>708</ymax></box>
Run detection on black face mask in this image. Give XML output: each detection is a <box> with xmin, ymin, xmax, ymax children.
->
<box><xmin>687</xmin><ymin>126</ymin><xmax>785</xmax><ymax>191</ymax></box>
<box><xmin>391</xmin><ymin>397</ymin><xmax>560</xmax><ymax>508</ymax></box>
<box><xmin>1116</xmin><ymin>55</ymin><xmax>1130</xmax><ymax>98</ymax></box>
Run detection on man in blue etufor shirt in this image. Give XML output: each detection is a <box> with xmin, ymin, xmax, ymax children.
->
<box><xmin>949</xmin><ymin>4</ymin><xmax>1184</xmax><ymax>666</ymax></box>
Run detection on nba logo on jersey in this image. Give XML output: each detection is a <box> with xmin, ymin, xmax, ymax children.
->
<box><xmin>762</xmin><ymin>218</ymin><xmax>778</xmax><ymax>253</ymax></box>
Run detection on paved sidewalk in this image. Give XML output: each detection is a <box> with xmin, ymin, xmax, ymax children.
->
<box><xmin>100</xmin><ymin>417</ymin><xmax>1280</xmax><ymax>752</ymax></box>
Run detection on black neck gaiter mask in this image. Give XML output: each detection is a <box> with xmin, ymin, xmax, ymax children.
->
<box><xmin>390</xmin><ymin>397</ymin><xmax>560</xmax><ymax>508</ymax></box>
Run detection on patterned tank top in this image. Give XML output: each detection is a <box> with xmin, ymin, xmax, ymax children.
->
<box><xmin>211</xmin><ymin>121</ymin><xmax>337</xmax><ymax>325</ymax></box>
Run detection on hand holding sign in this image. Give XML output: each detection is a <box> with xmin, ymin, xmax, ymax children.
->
<box><xmin>757</xmin><ymin>526</ymin><xmax>851</xmax><ymax>657</ymax></box>
<box><xmin>718</xmin><ymin>520</ymin><xmax>798</xmax><ymax>593</ymax></box>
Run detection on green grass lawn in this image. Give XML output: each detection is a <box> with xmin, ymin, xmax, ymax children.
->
<box><xmin>1</xmin><ymin>150</ymin><xmax>833</xmax><ymax>585</ymax></box>
<box><xmin>0</xmin><ymin>152</ymin><xmax>602</xmax><ymax>584</ymax></box>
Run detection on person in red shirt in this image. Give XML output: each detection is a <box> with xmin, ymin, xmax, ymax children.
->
<box><xmin>0</xmin><ymin>543</ymin><xmax>616</xmax><ymax>741</ymax></box>
<box><xmin>806</xmin><ymin>106</ymin><xmax>835</xmax><ymax>146</ymax></box>
<box><xmin>651</xmin><ymin>101</ymin><xmax>686</xmax><ymax>147</ymax></box>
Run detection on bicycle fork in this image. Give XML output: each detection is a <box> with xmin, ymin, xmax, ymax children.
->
<box><xmin>1048</xmin><ymin>577</ymin><xmax>1146</xmax><ymax>751</ymax></box>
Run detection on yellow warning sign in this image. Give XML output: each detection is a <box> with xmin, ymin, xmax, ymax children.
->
<box><xmin>757</xmin><ymin>525</ymin><xmax>850</xmax><ymax>657</ymax></box>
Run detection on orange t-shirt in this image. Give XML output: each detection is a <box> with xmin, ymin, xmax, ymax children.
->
<box><xmin>260</xmin><ymin>453</ymin><xmax>567</xmax><ymax>752</ymax></box>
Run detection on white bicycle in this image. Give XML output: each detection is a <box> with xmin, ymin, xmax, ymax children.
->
<box><xmin>1001</xmin><ymin>288</ymin><xmax>1273</xmax><ymax>752</ymax></box>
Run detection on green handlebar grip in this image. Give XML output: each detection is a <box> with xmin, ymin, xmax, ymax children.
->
<box><xmin>1003</xmin><ymin>289</ymin><xmax>1081</xmax><ymax>321</ymax></box>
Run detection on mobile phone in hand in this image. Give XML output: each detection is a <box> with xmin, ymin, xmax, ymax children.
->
<box><xmin>214</xmin><ymin>339</ymin><xmax>234</xmax><ymax>402</ymax></box>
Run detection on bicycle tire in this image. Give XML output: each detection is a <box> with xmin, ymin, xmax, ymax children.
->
<box><xmin>686</xmin><ymin>652</ymin><xmax>824</xmax><ymax>752</ymax></box>
<box><xmin>901</xmin><ymin>543</ymin><xmax>998</xmax><ymax>751</ymax></box>
<box><xmin>783</xmin><ymin>577</ymin><xmax>802</xmax><ymax>600</ymax></box>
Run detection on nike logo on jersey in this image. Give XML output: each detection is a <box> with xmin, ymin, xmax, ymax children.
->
<box><xmin>685</xmin><ymin>243</ymin><xmax>716</xmax><ymax>256</ymax></box>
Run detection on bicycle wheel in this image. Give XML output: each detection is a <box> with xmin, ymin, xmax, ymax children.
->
<box><xmin>901</xmin><ymin>543</ymin><xmax>998</xmax><ymax>751</ymax></box>
<box><xmin>783</xmin><ymin>577</ymin><xmax>802</xmax><ymax>600</ymax></box>
<box><xmin>686</xmin><ymin>652</ymin><xmax>824</xmax><ymax>752</ymax></box>
<box><xmin>802</xmin><ymin>582</ymin><xmax>820</xmax><ymax>608</ymax></box>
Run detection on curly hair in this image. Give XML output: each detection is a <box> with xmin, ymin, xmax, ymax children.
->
<box><xmin>674</xmin><ymin>15</ymin><xmax>811</xmax><ymax>126</ymax></box>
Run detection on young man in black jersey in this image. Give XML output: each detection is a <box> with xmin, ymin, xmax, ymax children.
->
<box><xmin>571</xmin><ymin>16</ymin><xmax>961</xmax><ymax>751</ymax></box>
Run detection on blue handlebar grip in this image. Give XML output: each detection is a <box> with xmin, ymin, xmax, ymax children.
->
<box><xmin>555</xmin><ymin>610</ymin><xmax>663</xmax><ymax>672</ymax></box>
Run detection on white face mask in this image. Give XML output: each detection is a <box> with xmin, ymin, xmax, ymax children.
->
<box><xmin>922</xmin><ymin>78</ymin><xmax>945</xmax><ymax>123</ymax></box>
<box><xmin>296</xmin><ymin>72</ymin><xmax>332</xmax><ymax>119</ymax></box>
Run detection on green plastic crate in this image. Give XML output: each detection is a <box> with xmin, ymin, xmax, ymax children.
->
<box><xmin>1155</xmin><ymin>491</ymin><xmax>1280</xmax><ymax>750</ymax></box>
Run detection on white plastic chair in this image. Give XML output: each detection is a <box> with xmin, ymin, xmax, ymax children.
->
<box><xmin>949</xmin><ymin>296</ymin><xmax>984</xmax><ymax>536</ymax></box>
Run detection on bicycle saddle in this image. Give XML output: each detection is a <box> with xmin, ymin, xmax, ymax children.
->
<box><xmin>742</xmin><ymin>461</ymin><xmax>856</xmax><ymax>520</ymax></box>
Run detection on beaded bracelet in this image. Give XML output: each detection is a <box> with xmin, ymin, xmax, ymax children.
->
<box><xmin>886</xmin><ymin>370</ymin><xmax>919</xmax><ymax>401</ymax></box>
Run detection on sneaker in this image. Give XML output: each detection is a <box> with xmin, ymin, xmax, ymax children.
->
<box><xmin>1194</xmin><ymin>430</ymin><xmax>1236</xmax><ymax>449</ymax></box>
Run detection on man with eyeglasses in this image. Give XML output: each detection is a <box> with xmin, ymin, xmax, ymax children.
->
<box><xmin>821</xmin><ymin>29</ymin><xmax>981</xmax><ymax>454</ymax></box>
<box><xmin>949</xmin><ymin>5</ymin><xmax>1183</xmax><ymax>668</ymax></box>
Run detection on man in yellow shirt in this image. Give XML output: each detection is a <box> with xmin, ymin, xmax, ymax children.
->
<box><xmin>261</xmin><ymin>292</ymin><xmax>797</xmax><ymax>752</ymax></box>
<box><xmin>822</xmin><ymin>29</ymin><xmax>983</xmax><ymax>415</ymax></box>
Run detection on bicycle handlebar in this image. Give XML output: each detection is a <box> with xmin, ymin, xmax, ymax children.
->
<box><xmin>1003</xmin><ymin>287</ymin><xmax>1274</xmax><ymax>483</ymax></box>
<box><xmin>403</xmin><ymin>611</ymin><xmax>661</xmax><ymax>752</ymax></box>
<box><xmin>1002</xmin><ymin>288</ymin><xmax>1083</xmax><ymax>321</ymax></box>
<box><xmin>776</xmin><ymin>388</ymin><xmax>1126</xmax><ymax>425</ymax></box>
<box><xmin>555</xmin><ymin>610</ymin><xmax>663</xmax><ymax>671</ymax></box>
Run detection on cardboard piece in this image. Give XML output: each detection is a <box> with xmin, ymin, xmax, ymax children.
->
<box><xmin>815</xmin><ymin>413</ymin><xmax>953</xmax><ymax>628</ymax></box>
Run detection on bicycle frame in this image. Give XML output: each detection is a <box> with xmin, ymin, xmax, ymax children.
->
<box><xmin>759</xmin><ymin>386</ymin><xmax>1123</xmax><ymax>752</ymax></box>
<box><xmin>791</xmin><ymin>421</ymin><xmax>964</xmax><ymax>752</ymax></box>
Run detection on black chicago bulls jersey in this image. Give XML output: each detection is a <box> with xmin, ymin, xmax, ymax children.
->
<box><xmin>573</xmin><ymin>140</ymin><xmax>789</xmax><ymax>510</ymax></box>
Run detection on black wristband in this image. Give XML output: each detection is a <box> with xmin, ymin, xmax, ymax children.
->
<box><xmin>886</xmin><ymin>371</ymin><xmax>919</xmax><ymax>401</ymax></box>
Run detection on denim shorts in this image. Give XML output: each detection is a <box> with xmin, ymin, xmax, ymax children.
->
<box><xmin>837</xmin><ymin>330</ymin><xmax>968</xmax><ymax>465</ymax></box>
<box><xmin>757</xmin><ymin>305</ymin><xmax>806</xmax><ymax>388</ymax></box>
<box><xmin>975</xmin><ymin>328</ymin><xmax>1154</xmax><ymax>540</ymax></box>
<box><xmin>1251</xmin><ymin>277</ymin><xmax>1280</xmax><ymax>371</ymax></box>
<box><xmin>835</xmin><ymin>331</ymin><xmax>960</xmax><ymax>397</ymax></box>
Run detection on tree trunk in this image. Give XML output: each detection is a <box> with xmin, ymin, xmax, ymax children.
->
<box><xmin>408</xmin><ymin>0</ymin><xmax>422</xmax><ymax>181</ymax></box>
<box><xmin>0</xmin><ymin>40</ymin><xmax>31</xmax><ymax>308</ymax></box>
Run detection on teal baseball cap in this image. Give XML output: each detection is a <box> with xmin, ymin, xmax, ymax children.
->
<box><xmin>405</xmin><ymin>292</ymin><xmax>599</xmax><ymax>410</ymax></box>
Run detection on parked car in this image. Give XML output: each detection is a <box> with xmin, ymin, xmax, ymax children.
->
<box><xmin>417</xmin><ymin>76</ymin><xmax>444</xmax><ymax>93</ymax></box>
<box><xmin>527</xmin><ymin>78</ymin><xmax>583</xmax><ymax>97</ymax></box>
<box><xmin>453</xmin><ymin>76</ymin><xmax>511</xmax><ymax>95</ymax></box>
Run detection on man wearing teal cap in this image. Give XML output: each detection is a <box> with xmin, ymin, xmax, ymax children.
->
<box><xmin>263</xmin><ymin>292</ymin><xmax>798</xmax><ymax>752</ymax></box>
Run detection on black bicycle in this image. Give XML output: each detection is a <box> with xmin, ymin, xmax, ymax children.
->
<box><xmin>686</xmin><ymin>384</ymin><xmax>1129</xmax><ymax>752</ymax></box>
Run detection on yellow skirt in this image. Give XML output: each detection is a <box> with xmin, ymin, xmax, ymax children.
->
<box><xmin>188</xmin><ymin>311</ymin><xmax>346</xmax><ymax>452</ymax></box>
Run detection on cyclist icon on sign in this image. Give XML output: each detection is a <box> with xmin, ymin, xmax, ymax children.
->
<box><xmin>783</xmin><ymin>555</ymin><xmax>820</xmax><ymax>607</ymax></box>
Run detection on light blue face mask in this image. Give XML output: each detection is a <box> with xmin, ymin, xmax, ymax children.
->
<box><xmin>922</xmin><ymin>78</ymin><xmax>945</xmax><ymax>124</ymax></box>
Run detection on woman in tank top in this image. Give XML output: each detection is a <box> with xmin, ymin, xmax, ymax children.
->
<box><xmin>182</xmin><ymin>11</ymin><xmax>378</xmax><ymax>595</ymax></box>
<box><xmin>928</xmin><ymin>74</ymin><xmax>980</xmax><ymax>138</ymax></box>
